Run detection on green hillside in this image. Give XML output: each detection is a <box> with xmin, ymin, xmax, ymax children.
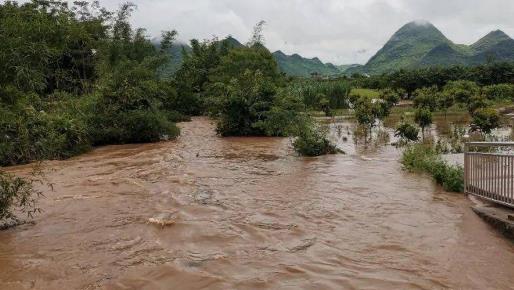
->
<box><xmin>364</xmin><ymin>21</ymin><xmax>451</xmax><ymax>74</ymax></box>
<box><xmin>471</xmin><ymin>30</ymin><xmax>512</xmax><ymax>52</ymax></box>
<box><xmin>337</xmin><ymin>64</ymin><xmax>362</xmax><ymax>72</ymax></box>
<box><xmin>272</xmin><ymin>50</ymin><xmax>342</xmax><ymax>77</ymax></box>
<box><xmin>161</xmin><ymin>36</ymin><xmax>351</xmax><ymax>78</ymax></box>
<box><xmin>352</xmin><ymin>21</ymin><xmax>514</xmax><ymax>75</ymax></box>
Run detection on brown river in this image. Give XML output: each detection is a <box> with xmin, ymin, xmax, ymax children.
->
<box><xmin>1</xmin><ymin>117</ymin><xmax>514</xmax><ymax>290</ymax></box>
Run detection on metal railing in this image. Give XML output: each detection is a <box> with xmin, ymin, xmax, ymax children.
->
<box><xmin>464</xmin><ymin>142</ymin><xmax>514</xmax><ymax>208</ymax></box>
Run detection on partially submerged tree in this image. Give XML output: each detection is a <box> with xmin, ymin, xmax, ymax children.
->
<box><xmin>414</xmin><ymin>108</ymin><xmax>433</xmax><ymax>141</ymax></box>
<box><xmin>0</xmin><ymin>168</ymin><xmax>44</xmax><ymax>228</ymax></box>
<box><xmin>395</xmin><ymin>118</ymin><xmax>419</xmax><ymax>143</ymax></box>
<box><xmin>466</xmin><ymin>95</ymin><xmax>490</xmax><ymax>115</ymax></box>
<box><xmin>471</xmin><ymin>107</ymin><xmax>501</xmax><ymax>135</ymax></box>
<box><xmin>437</xmin><ymin>91</ymin><xmax>455</xmax><ymax>118</ymax></box>
<box><xmin>352</xmin><ymin>92</ymin><xmax>395</xmax><ymax>141</ymax></box>
<box><xmin>413</xmin><ymin>86</ymin><xmax>438</xmax><ymax>111</ymax></box>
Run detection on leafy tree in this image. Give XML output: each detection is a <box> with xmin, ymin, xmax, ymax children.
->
<box><xmin>442</xmin><ymin>80</ymin><xmax>480</xmax><ymax>104</ymax></box>
<box><xmin>379</xmin><ymin>88</ymin><xmax>401</xmax><ymax>107</ymax></box>
<box><xmin>413</xmin><ymin>86</ymin><xmax>438</xmax><ymax>111</ymax></box>
<box><xmin>209</xmin><ymin>69</ymin><xmax>277</xmax><ymax>136</ymax></box>
<box><xmin>254</xmin><ymin>91</ymin><xmax>308</xmax><ymax>136</ymax></box>
<box><xmin>414</xmin><ymin>108</ymin><xmax>433</xmax><ymax>140</ymax></box>
<box><xmin>248</xmin><ymin>20</ymin><xmax>266</xmax><ymax>47</ymax></box>
<box><xmin>353</xmin><ymin>96</ymin><xmax>377</xmax><ymax>138</ymax></box>
<box><xmin>319</xmin><ymin>96</ymin><xmax>332</xmax><ymax>117</ymax></box>
<box><xmin>173</xmin><ymin>38</ymin><xmax>230</xmax><ymax>115</ymax></box>
<box><xmin>209</xmin><ymin>46</ymin><xmax>282</xmax><ymax>86</ymax></box>
<box><xmin>395</xmin><ymin>118</ymin><xmax>419</xmax><ymax>142</ymax></box>
<box><xmin>437</xmin><ymin>91</ymin><xmax>455</xmax><ymax>118</ymax></box>
<box><xmin>466</xmin><ymin>95</ymin><xmax>490</xmax><ymax>115</ymax></box>
<box><xmin>91</xmin><ymin>4</ymin><xmax>180</xmax><ymax>144</ymax></box>
<box><xmin>352</xmin><ymin>90</ymin><xmax>396</xmax><ymax>141</ymax></box>
<box><xmin>482</xmin><ymin>83</ymin><xmax>514</xmax><ymax>100</ymax></box>
<box><xmin>471</xmin><ymin>108</ymin><xmax>501</xmax><ymax>134</ymax></box>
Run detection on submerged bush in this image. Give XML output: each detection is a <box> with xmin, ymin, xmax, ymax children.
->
<box><xmin>0</xmin><ymin>100</ymin><xmax>90</xmax><ymax>166</ymax></box>
<box><xmin>293</xmin><ymin>124</ymin><xmax>340</xmax><ymax>157</ymax></box>
<box><xmin>88</xmin><ymin>108</ymin><xmax>179</xmax><ymax>145</ymax></box>
<box><xmin>401</xmin><ymin>144</ymin><xmax>463</xmax><ymax>192</ymax></box>
<box><xmin>0</xmin><ymin>169</ymin><xmax>43</xmax><ymax>226</ymax></box>
<box><xmin>395</xmin><ymin>121</ymin><xmax>419</xmax><ymax>142</ymax></box>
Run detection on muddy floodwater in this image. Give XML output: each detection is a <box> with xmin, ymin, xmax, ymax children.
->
<box><xmin>1</xmin><ymin>117</ymin><xmax>514</xmax><ymax>290</ymax></box>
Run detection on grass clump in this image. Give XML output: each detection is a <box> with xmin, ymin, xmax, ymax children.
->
<box><xmin>401</xmin><ymin>143</ymin><xmax>463</xmax><ymax>192</ymax></box>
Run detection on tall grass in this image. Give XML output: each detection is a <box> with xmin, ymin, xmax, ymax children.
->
<box><xmin>401</xmin><ymin>143</ymin><xmax>464</xmax><ymax>192</ymax></box>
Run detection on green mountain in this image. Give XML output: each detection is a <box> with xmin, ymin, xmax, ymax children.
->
<box><xmin>352</xmin><ymin>21</ymin><xmax>514</xmax><ymax>74</ymax></box>
<box><xmin>221</xmin><ymin>36</ymin><xmax>245</xmax><ymax>49</ymax></box>
<box><xmin>337</xmin><ymin>64</ymin><xmax>362</xmax><ymax>72</ymax></box>
<box><xmin>160</xmin><ymin>35</ymin><xmax>346</xmax><ymax>78</ymax></box>
<box><xmin>272</xmin><ymin>50</ymin><xmax>342</xmax><ymax>77</ymax></box>
<box><xmin>360</xmin><ymin>21</ymin><xmax>451</xmax><ymax>74</ymax></box>
<box><xmin>471</xmin><ymin>30</ymin><xmax>512</xmax><ymax>52</ymax></box>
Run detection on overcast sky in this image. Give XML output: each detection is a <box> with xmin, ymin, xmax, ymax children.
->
<box><xmin>100</xmin><ymin>0</ymin><xmax>514</xmax><ymax>65</ymax></box>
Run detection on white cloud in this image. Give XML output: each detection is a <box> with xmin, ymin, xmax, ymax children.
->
<box><xmin>101</xmin><ymin>0</ymin><xmax>514</xmax><ymax>65</ymax></box>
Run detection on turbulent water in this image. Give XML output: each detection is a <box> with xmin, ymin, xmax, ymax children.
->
<box><xmin>1</xmin><ymin>117</ymin><xmax>514</xmax><ymax>290</ymax></box>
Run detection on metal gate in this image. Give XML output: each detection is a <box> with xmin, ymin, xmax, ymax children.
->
<box><xmin>464</xmin><ymin>142</ymin><xmax>514</xmax><ymax>208</ymax></box>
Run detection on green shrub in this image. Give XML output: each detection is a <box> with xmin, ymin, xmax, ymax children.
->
<box><xmin>414</xmin><ymin>108</ymin><xmax>432</xmax><ymax>140</ymax></box>
<box><xmin>293</xmin><ymin>124</ymin><xmax>340</xmax><ymax>157</ymax></box>
<box><xmin>482</xmin><ymin>83</ymin><xmax>514</xmax><ymax>100</ymax></box>
<box><xmin>88</xmin><ymin>108</ymin><xmax>179</xmax><ymax>145</ymax></box>
<box><xmin>0</xmin><ymin>100</ymin><xmax>90</xmax><ymax>166</ymax></box>
<box><xmin>121</xmin><ymin>110</ymin><xmax>180</xmax><ymax>143</ymax></box>
<box><xmin>471</xmin><ymin>107</ymin><xmax>501</xmax><ymax>134</ymax></box>
<box><xmin>401</xmin><ymin>144</ymin><xmax>463</xmax><ymax>192</ymax></box>
<box><xmin>395</xmin><ymin>121</ymin><xmax>419</xmax><ymax>142</ymax></box>
<box><xmin>293</xmin><ymin>134</ymin><xmax>338</xmax><ymax>157</ymax></box>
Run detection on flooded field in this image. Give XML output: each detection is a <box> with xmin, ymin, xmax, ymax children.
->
<box><xmin>1</xmin><ymin>117</ymin><xmax>514</xmax><ymax>290</ymax></box>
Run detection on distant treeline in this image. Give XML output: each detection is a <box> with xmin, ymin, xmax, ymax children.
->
<box><xmin>351</xmin><ymin>62</ymin><xmax>514</xmax><ymax>98</ymax></box>
<box><xmin>0</xmin><ymin>1</ymin><xmax>345</xmax><ymax>167</ymax></box>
